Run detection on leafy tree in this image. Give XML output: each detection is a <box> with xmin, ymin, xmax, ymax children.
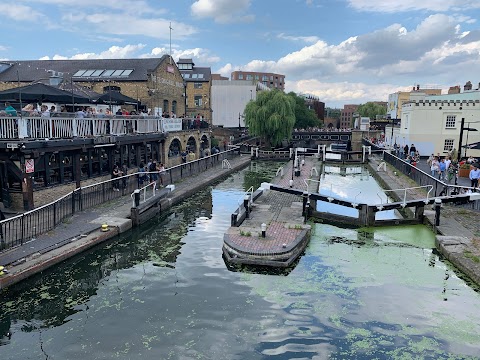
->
<box><xmin>244</xmin><ymin>90</ymin><xmax>295</xmax><ymax>147</ymax></box>
<box><xmin>357</xmin><ymin>102</ymin><xmax>386</xmax><ymax>120</ymax></box>
<box><xmin>325</xmin><ymin>107</ymin><xmax>341</xmax><ymax>121</ymax></box>
<box><xmin>287</xmin><ymin>92</ymin><xmax>319</xmax><ymax>129</ymax></box>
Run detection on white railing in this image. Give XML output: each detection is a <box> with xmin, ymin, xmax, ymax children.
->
<box><xmin>0</xmin><ymin>116</ymin><xmax>184</xmax><ymax>140</ymax></box>
<box><xmin>377</xmin><ymin>185</ymin><xmax>434</xmax><ymax>208</ymax></box>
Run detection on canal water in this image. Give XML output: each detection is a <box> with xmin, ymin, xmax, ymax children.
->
<box><xmin>1</xmin><ymin>162</ymin><xmax>480</xmax><ymax>359</ymax></box>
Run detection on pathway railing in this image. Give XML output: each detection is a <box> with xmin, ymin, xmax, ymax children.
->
<box><xmin>0</xmin><ymin>115</ymin><xmax>188</xmax><ymax>140</ymax></box>
<box><xmin>382</xmin><ymin>151</ymin><xmax>480</xmax><ymax>211</ymax></box>
<box><xmin>0</xmin><ymin>148</ymin><xmax>239</xmax><ymax>251</ymax></box>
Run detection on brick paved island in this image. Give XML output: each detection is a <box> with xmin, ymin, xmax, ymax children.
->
<box><xmin>223</xmin><ymin>157</ymin><xmax>319</xmax><ymax>268</ymax></box>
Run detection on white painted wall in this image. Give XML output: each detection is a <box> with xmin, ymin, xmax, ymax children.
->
<box><xmin>399</xmin><ymin>92</ymin><xmax>480</xmax><ymax>158</ymax></box>
<box><xmin>211</xmin><ymin>80</ymin><xmax>256</xmax><ymax>128</ymax></box>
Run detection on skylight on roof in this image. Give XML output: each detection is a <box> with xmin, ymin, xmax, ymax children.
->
<box><xmin>111</xmin><ymin>70</ymin><xmax>124</xmax><ymax>77</ymax></box>
<box><xmin>101</xmin><ymin>70</ymin><xmax>115</xmax><ymax>77</ymax></box>
<box><xmin>73</xmin><ymin>70</ymin><xmax>87</xmax><ymax>77</ymax></box>
<box><xmin>91</xmin><ymin>69</ymin><xmax>104</xmax><ymax>76</ymax></box>
<box><xmin>120</xmin><ymin>69</ymin><xmax>133</xmax><ymax>77</ymax></box>
<box><xmin>82</xmin><ymin>70</ymin><xmax>95</xmax><ymax>77</ymax></box>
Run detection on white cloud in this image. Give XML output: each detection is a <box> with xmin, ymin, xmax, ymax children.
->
<box><xmin>61</xmin><ymin>13</ymin><xmax>197</xmax><ymax>40</ymax></box>
<box><xmin>143</xmin><ymin>47</ymin><xmax>220</xmax><ymax>65</ymax></box>
<box><xmin>20</xmin><ymin>0</ymin><xmax>165</xmax><ymax>14</ymax></box>
<box><xmin>215</xmin><ymin>14</ymin><xmax>480</xmax><ymax>106</ymax></box>
<box><xmin>348</xmin><ymin>0</ymin><xmax>480</xmax><ymax>13</ymax></box>
<box><xmin>40</xmin><ymin>44</ymin><xmax>146</xmax><ymax>60</ymax></box>
<box><xmin>0</xmin><ymin>45</ymin><xmax>7</xmax><ymax>51</ymax></box>
<box><xmin>191</xmin><ymin>0</ymin><xmax>254</xmax><ymax>23</ymax></box>
<box><xmin>277</xmin><ymin>33</ymin><xmax>319</xmax><ymax>44</ymax></box>
<box><xmin>287</xmin><ymin>79</ymin><xmax>403</xmax><ymax>106</ymax></box>
<box><xmin>0</xmin><ymin>3</ymin><xmax>45</xmax><ymax>21</ymax></box>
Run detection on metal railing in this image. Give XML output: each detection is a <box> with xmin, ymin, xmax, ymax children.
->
<box><xmin>0</xmin><ymin>115</ymin><xmax>210</xmax><ymax>140</ymax></box>
<box><xmin>382</xmin><ymin>151</ymin><xmax>480</xmax><ymax>211</ymax></box>
<box><xmin>377</xmin><ymin>185</ymin><xmax>434</xmax><ymax>208</ymax></box>
<box><xmin>0</xmin><ymin>148</ymin><xmax>239</xmax><ymax>251</ymax></box>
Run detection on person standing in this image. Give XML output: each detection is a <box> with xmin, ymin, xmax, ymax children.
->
<box><xmin>112</xmin><ymin>164</ymin><xmax>121</xmax><ymax>191</ymax></box>
<box><xmin>469</xmin><ymin>165</ymin><xmax>480</xmax><ymax>189</ymax></box>
<box><xmin>409</xmin><ymin>144</ymin><xmax>416</xmax><ymax>158</ymax></box>
<box><xmin>438</xmin><ymin>158</ymin><xmax>446</xmax><ymax>180</ymax></box>
<box><xmin>4</xmin><ymin>102</ymin><xmax>17</xmax><ymax>116</ymax></box>
<box><xmin>430</xmin><ymin>156</ymin><xmax>440</xmax><ymax>177</ymax></box>
<box><xmin>403</xmin><ymin>144</ymin><xmax>409</xmax><ymax>159</ymax></box>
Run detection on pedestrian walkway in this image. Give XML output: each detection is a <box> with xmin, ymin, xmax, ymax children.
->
<box><xmin>0</xmin><ymin>155</ymin><xmax>251</xmax><ymax>285</ymax></box>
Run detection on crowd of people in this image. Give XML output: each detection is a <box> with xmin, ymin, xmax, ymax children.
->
<box><xmin>111</xmin><ymin>159</ymin><xmax>167</xmax><ymax>191</ymax></box>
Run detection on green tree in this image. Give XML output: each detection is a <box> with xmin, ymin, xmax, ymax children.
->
<box><xmin>357</xmin><ymin>102</ymin><xmax>386</xmax><ymax>120</ymax></box>
<box><xmin>287</xmin><ymin>92</ymin><xmax>319</xmax><ymax>129</ymax></box>
<box><xmin>244</xmin><ymin>90</ymin><xmax>295</xmax><ymax>148</ymax></box>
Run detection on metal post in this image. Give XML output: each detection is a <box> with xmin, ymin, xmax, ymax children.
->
<box><xmin>458</xmin><ymin>117</ymin><xmax>465</xmax><ymax>161</ymax></box>
<box><xmin>134</xmin><ymin>189</ymin><xmax>140</xmax><ymax>208</ymax></box>
<box><xmin>434</xmin><ymin>198</ymin><xmax>441</xmax><ymax>226</ymax></box>
<box><xmin>244</xmin><ymin>195</ymin><xmax>250</xmax><ymax>218</ymax></box>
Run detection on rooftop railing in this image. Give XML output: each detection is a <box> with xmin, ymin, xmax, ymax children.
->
<box><xmin>0</xmin><ymin>114</ymin><xmax>209</xmax><ymax>140</ymax></box>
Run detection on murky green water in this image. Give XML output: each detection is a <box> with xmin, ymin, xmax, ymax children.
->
<box><xmin>1</xmin><ymin>162</ymin><xmax>479</xmax><ymax>359</ymax></box>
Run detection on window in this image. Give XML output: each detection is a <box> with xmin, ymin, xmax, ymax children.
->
<box><xmin>163</xmin><ymin>100</ymin><xmax>169</xmax><ymax>113</ymax></box>
<box><xmin>445</xmin><ymin>115</ymin><xmax>456</xmax><ymax>128</ymax></box>
<box><xmin>82</xmin><ymin>70</ymin><xmax>95</xmax><ymax>77</ymax></box>
<box><xmin>111</xmin><ymin>69</ymin><xmax>124</xmax><ymax>77</ymax></box>
<box><xmin>238</xmin><ymin>74</ymin><xmax>243</xmax><ymax>80</ymax></box>
<box><xmin>198</xmin><ymin>74</ymin><xmax>204</xmax><ymax>79</ymax></box>
<box><xmin>191</xmin><ymin>74</ymin><xmax>198</xmax><ymax>79</ymax></box>
<box><xmin>120</xmin><ymin>69</ymin><xmax>133</xmax><ymax>77</ymax></box>
<box><xmin>270</xmin><ymin>75</ymin><xmax>273</xmax><ymax>81</ymax></box>
<box><xmin>194</xmin><ymin>95</ymin><xmax>202</xmax><ymax>107</ymax></box>
<box><xmin>172</xmin><ymin>100</ymin><xmax>177</xmax><ymax>115</ymax></box>
<box><xmin>194</xmin><ymin>82</ymin><xmax>202</xmax><ymax>89</ymax></box>
<box><xmin>101</xmin><ymin>70</ymin><xmax>115</xmax><ymax>77</ymax></box>
<box><xmin>73</xmin><ymin>70</ymin><xmax>87</xmax><ymax>77</ymax></box>
<box><xmin>246</xmin><ymin>74</ymin><xmax>252</xmax><ymax>80</ymax></box>
<box><xmin>255</xmin><ymin>75</ymin><xmax>259</xmax><ymax>80</ymax></box>
<box><xmin>262</xmin><ymin>75</ymin><xmax>268</xmax><ymax>81</ymax></box>
<box><xmin>183</xmin><ymin>73</ymin><xmax>190</xmax><ymax>79</ymax></box>
<box><xmin>444</xmin><ymin>139</ymin><xmax>454</xmax><ymax>152</ymax></box>
<box><xmin>91</xmin><ymin>69</ymin><xmax>104</xmax><ymax>77</ymax></box>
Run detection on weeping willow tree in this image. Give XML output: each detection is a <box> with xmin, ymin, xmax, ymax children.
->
<box><xmin>244</xmin><ymin>90</ymin><xmax>296</xmax><ymax>148</ymax></box>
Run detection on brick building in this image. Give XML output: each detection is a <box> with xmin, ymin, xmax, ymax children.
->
<box><xmin>230</xmin><ymin>71</ymin><xmax>285</xmax><ymax>91</ymax></box>
<box><xmin>177</xmin><ymin>58</ymin><xmax>212</xmax><ymax>123</ymax></box>
<box><xmin>0</xmin><ymin>56</ymin><xmax>185</xmax><ymax>116</ymax></box>
<box><xmin>340</xmin><ymin>104</ymin><xmax>359</xmax><ymax>129</ymax></box>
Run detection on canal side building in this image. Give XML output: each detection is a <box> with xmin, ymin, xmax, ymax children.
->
<box><xmin>0</xmin><ymin>56</ymin><xmax>185</xmax><ymax>116</ymax></box>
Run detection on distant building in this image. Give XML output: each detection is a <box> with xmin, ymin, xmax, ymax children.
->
<box><xmin>387</xmin><ymin>84</ymin><xmax>442</xmax><ymax>120</ymax></box>
<box><xmin>211</xmin><ymin>80</ymin><xmax>257</xmax><ymax>128</ymax></box>
<box><xmin>211</xmin><ymin>74</ymin><xmax>228</xmax><ymax>81</ymax></box>
<box><xmin>231</xmin><ymin>71</ymin><xmax>285</xmax><ymax>91</ymax></box>
<box><xmin>340</xmin><ymin>104</ymin><xmax>359</xmax><ymax>129</ymax></box>
<box><xmin>397</xmin><ymin>88</ymin><xmax>480</xmax><ymax>157</ymax></box>
<box><xmin>300</xmin><ymin>94</ymin><xmax>325</xmax><ymax>121</ymax></box>
<box><xmin>0</xmin><ymin>56</ymin><xmax>185</xmax><ymax>115</ymax></box>
<box><xmin>177</xmin><ymin>58</ymin><xmax>212</xmax><ymax>123</ymax></box>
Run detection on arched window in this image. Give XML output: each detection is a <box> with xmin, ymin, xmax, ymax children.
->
<box><xmin>163</xmin><ymin>100</ymin><xmax>169</xmax><ymax>113</ymax></box>
<box><xmin>172</xmin><ymin>100</ymin><xmax>177</xmax><ymax>115</ymax></box>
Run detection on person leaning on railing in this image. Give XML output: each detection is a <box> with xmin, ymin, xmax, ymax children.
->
<box><xmin>4</xmin><ymin>102</ymin><xmax>17</xmax><ymax>116</ymax></box>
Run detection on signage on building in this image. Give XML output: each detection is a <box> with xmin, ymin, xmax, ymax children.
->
<box><xmin>167</xmin><ymin>65</ymin><xmax>174</xmax><ymax>74</ymax></box>
<box><xmin>6</xmin><ymin>143</ymin><xmax>19</xmax><ymax>149</ymax></box>
<box><xmin>162</xmin><ymin>118</ymin><xmax>182</xmax><ymax>132</ymax></box>
<box><xmin>25</xmin><ymin>159</ymin><xmax>35</xmax><ymax>173</ymax></box>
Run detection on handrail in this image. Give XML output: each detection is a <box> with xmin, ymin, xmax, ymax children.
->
<box><xmin>238</xmin><ymin>186</ymin><xmax>255</xmax><ymax>206</ymax></box>
<box><xmin>0</xmin><ymin>148</ymin><xmax>240</xmax><ymax>251</ymax></box>
<box><xmin>377</xmin><ymin>185</ymin><xmax>433</xmax><ymax>207</ymax></box>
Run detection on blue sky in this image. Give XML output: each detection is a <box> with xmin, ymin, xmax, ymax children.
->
<box><xmin>1</xmin><ymin>0</ymin><xmax>480</xmax><ymax>107</ymax></box>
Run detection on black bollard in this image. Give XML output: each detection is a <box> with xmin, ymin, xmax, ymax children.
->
<box><xmin>434</xmin><ymin>198</ymin><xmax>441</xmax><ymax>226</ymax></box>
<box><xmin>244</xmin><ymin>195</ymin><xmax>250</xmax><ymax>218</ymax></box>
<box><xmin>134</xmin><ymin>189</ymin><xmax>140</xmax><ymax>208</ymax></box>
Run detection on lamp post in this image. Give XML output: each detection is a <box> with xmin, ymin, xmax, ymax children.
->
<box><xmin>458</xmin><ymin>117</ymin><xmax>478</xmax><ymax>161</ymax></box>
<box><xmin>238</xmin><ymin>112</ymin><xmax>242</xmax><ymax>131</ymax></box>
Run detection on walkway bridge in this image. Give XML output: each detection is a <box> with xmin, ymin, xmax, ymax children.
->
<box><xmin>262</xmin><ymin>183</ymin><xmax>480</xmax><ymax>227</ymax></box>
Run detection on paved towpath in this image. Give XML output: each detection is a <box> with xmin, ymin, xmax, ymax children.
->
<box><xmin>370</xmin><ymin>154</ymin><xmax>480</xmax><ymax>285</ymax></box>
<box><xmin>0</xmin><ymin>155</ymin><xmax>252</xmax><ymax>269</ymax></box>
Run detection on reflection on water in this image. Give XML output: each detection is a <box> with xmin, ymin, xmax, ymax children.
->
<box><xmin>0</xmin><ymin>161</ymin><xmax>479</xmax><ymax>359</ymax></box>
<box><xmin>317</xmin><ymin>164</ymin><xmax>399</xmax><ymax>220</ymax></box>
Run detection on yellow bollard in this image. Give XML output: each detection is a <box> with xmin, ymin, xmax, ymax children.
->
<box><xmin>0</xmin><ymin>266</ymin><xmax>4</xmax><ymax>276</ymax></box>
<box><xmin>101</xmin><ymin>224</ymin><xmax>109</xmax><ymax>232</ymax></box>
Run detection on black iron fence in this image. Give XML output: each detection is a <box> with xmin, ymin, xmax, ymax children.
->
<box><xmin>382</xmin><ymin>151</ymin><xmax>480</xmax><ymax>211</ymax></box>
<box><xmin>0</xmin><ymin>149</ymin><xmax>239</xmax><ymax>251</ymax></box>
